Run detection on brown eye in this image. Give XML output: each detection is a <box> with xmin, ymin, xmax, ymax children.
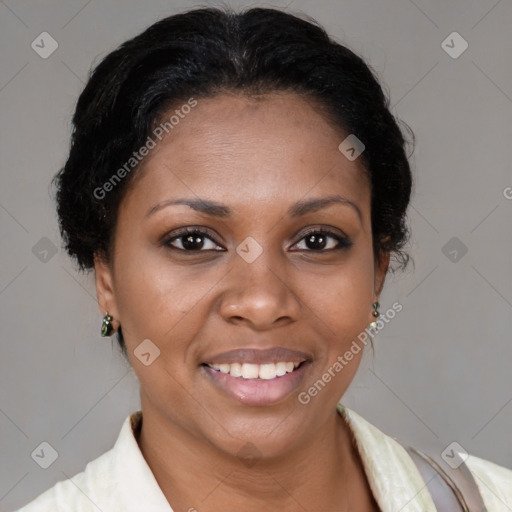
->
<box><xmin>164</xmin><ymin>229</ymin><xmax>224</xmax><ymax>251</ymax></box>
<box><xmin>292</xmin><ymin>229</ymin><xmax>352</xmax><ymax>251</ymax></box>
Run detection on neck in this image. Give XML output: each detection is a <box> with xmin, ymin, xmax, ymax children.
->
<box><xmin>137</xmin><ymin>397</ymin><xmax>372</xmax><ymax>512</ymax></box>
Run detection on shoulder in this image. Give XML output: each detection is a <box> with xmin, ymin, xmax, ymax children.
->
<box><xmin>13</xmin><ymin>448</ymin><xmax>115</xmax><ymax>512</ymax></box>
<box><xmin>464</xmin><ymin>452</ymin><xmax>512</xmax><ymax>510</ymax></box>
<box><xmin>13</xmin><ymin>412</ymin><xmax>141</xmax><ymax>512</ymax></box>
<box><xmin>338</xmin><ymin>404</ymin><xmax>512</xmax><ymax>511</ymax></box>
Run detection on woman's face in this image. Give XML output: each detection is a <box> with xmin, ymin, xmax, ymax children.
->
<box><xmin>95</xmin><ymin>92</ymin><xmax>389</xmax><ymax>457</ymax></box>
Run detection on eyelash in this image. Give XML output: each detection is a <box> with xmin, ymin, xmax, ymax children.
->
<box><xmin>163</xmin><ymin>227</ymin><xmax>353</xmax><ymax>253</ymax></box>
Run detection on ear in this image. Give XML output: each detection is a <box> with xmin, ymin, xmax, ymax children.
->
<box><xmin>94</xmin><ymin>254</ymin><xmax>120</xmax><ymax>328</ymax></box>
<box><xmin>373</xmin><ymin>250</ymin><xmax>390</xmax><ymax>299</ymax></box>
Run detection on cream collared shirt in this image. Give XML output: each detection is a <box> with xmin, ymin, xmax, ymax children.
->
<box><xmin>15</xmin><ymin>405</ymin><xmax>512</xmax><ymax>511</ymax></box>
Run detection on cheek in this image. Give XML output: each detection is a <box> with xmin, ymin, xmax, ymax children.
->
<box><xmin>111</xmin><ymin>244</ymin><xmax>222</xmax><ymax>352</ymax></box>
<box><xmin>300</xmin><ymin>254</ymin><xmax>375</xmax><ymax>384</ymax></box>
<box><xmin>110</xmin><ymin>240</ymin><xmax>169</xmax><ymax>334</ymax></box>
<box><xmin>307</xmin><ymin>251</ymin><xmax>375</xmax><ymax>330</ymax></box>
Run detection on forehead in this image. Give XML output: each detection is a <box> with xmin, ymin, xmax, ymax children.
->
<box><xmin>122</xmin><ymin>92</ymin><xmax>370</xmax><ymax>218</ymax></box>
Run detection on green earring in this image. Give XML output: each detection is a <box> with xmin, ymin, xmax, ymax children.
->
<box><xmin>101</xmin><ymin>313</ymin><xmax>114</xmax><ymax>337</ymax></box>
<box><xmin>369</xmin><ymin>301</ymin><xmax>380</xmax><ymax>329</ymax></box>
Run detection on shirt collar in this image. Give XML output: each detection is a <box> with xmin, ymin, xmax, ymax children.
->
<box><xmin>337</xmin><ymin>404</ymin><xmax>437</xmax><ymax>512</ymax></box>
<box><xmin>110</xmin><ymin>406</ymin><xmax>436</xmax><ymax>512</ymax></box>
<box><xmin>113</xmin><ymin>410</ymin><xmax>174</xmax><ymax>511</ymax></box>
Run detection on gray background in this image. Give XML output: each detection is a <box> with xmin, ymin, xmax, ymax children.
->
<box><xmin>1</xmin><ymin>0</ymin><xmax>511</xmax><ymax>509</ymax></box>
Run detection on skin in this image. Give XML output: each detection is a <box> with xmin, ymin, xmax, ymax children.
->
<box><xmin>95</xmin><ymin>91</ymin><xmax>389</xmax><ymax>511</ymax></box>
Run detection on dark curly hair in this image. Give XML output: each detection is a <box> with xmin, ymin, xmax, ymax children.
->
<box><xmin>53</xmin><ymin>6</ymin><xmax>414</xmax><ymax>354</ymax></box>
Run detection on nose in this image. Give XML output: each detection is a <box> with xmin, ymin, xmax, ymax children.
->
<box><xmin>218</xmin><ymin>254</ymin><xmax>301</xmax><ymax>330</ymax></box>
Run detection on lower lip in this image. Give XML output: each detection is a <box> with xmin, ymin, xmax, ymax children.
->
<box><xmin>201</xmin><ymin>362</ymin><xmax>311</xmax><ymax>406</ymax></box>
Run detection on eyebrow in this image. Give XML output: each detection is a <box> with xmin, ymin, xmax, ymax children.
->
<box><xmin>145</xmin><ymin>194</ymin><xmax>362</xmax><ymax>223</ymax></box>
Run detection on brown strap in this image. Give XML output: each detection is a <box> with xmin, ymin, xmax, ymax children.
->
<box><xmin>407</xmin><ymin>446</ymin><xmax>464</xmax><ymax>511</ymax></box>
<box><xmin>406</xmin><ymin>446</ymin><xmax>488</xmax><ymax>512</ymax></box>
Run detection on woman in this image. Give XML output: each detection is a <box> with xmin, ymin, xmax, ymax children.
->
<box><xmin>15</xmin><ymin>6</ymin><xmax>511</xmax><ymax>512</ymax></box>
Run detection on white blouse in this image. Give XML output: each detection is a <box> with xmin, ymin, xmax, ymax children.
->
<box><xmin>15</xmin><ymin>404</ymin><xmax>512</xmax><ymax>511</ymax></box>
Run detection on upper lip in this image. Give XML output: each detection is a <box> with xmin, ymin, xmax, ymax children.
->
<box><xmin>202</xmin><ymin>347</ymin><xmax>312</xmax><ymax>365</ymax></box>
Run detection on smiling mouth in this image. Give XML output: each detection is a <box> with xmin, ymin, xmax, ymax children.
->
<box><xmin>201</xmin><ymin>359</ymin><xmax>312</xmax><ymax>405</ymax></box>
<box><xmin>202</xmin><ymin>361</ymin><xmax>305</xmax><ymax>380</ymax></box>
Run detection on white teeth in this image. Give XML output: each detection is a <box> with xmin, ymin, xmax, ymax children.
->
<box><xmin>242</xmin><ymin>363</ymin><xmax>259</xmax><ymax>379</ymax></box>
<box><xmin>230</xmin><ymin>362</ymin><xmax>242</xmax><ymax>377</ymax></box>
<box><xmin>207</xmin><ymin>361</ymin><xmax>302</xmax><ymax>379</ymax></box>
<box><xmin>259</xmin><ymin>363</ymin><xmax>276</xmax><ymax>380</ymax></box>
<box><xmin>275</xmin><ymin>362</ymin><xmax>287</xmax><ymax>376</ymax></box>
